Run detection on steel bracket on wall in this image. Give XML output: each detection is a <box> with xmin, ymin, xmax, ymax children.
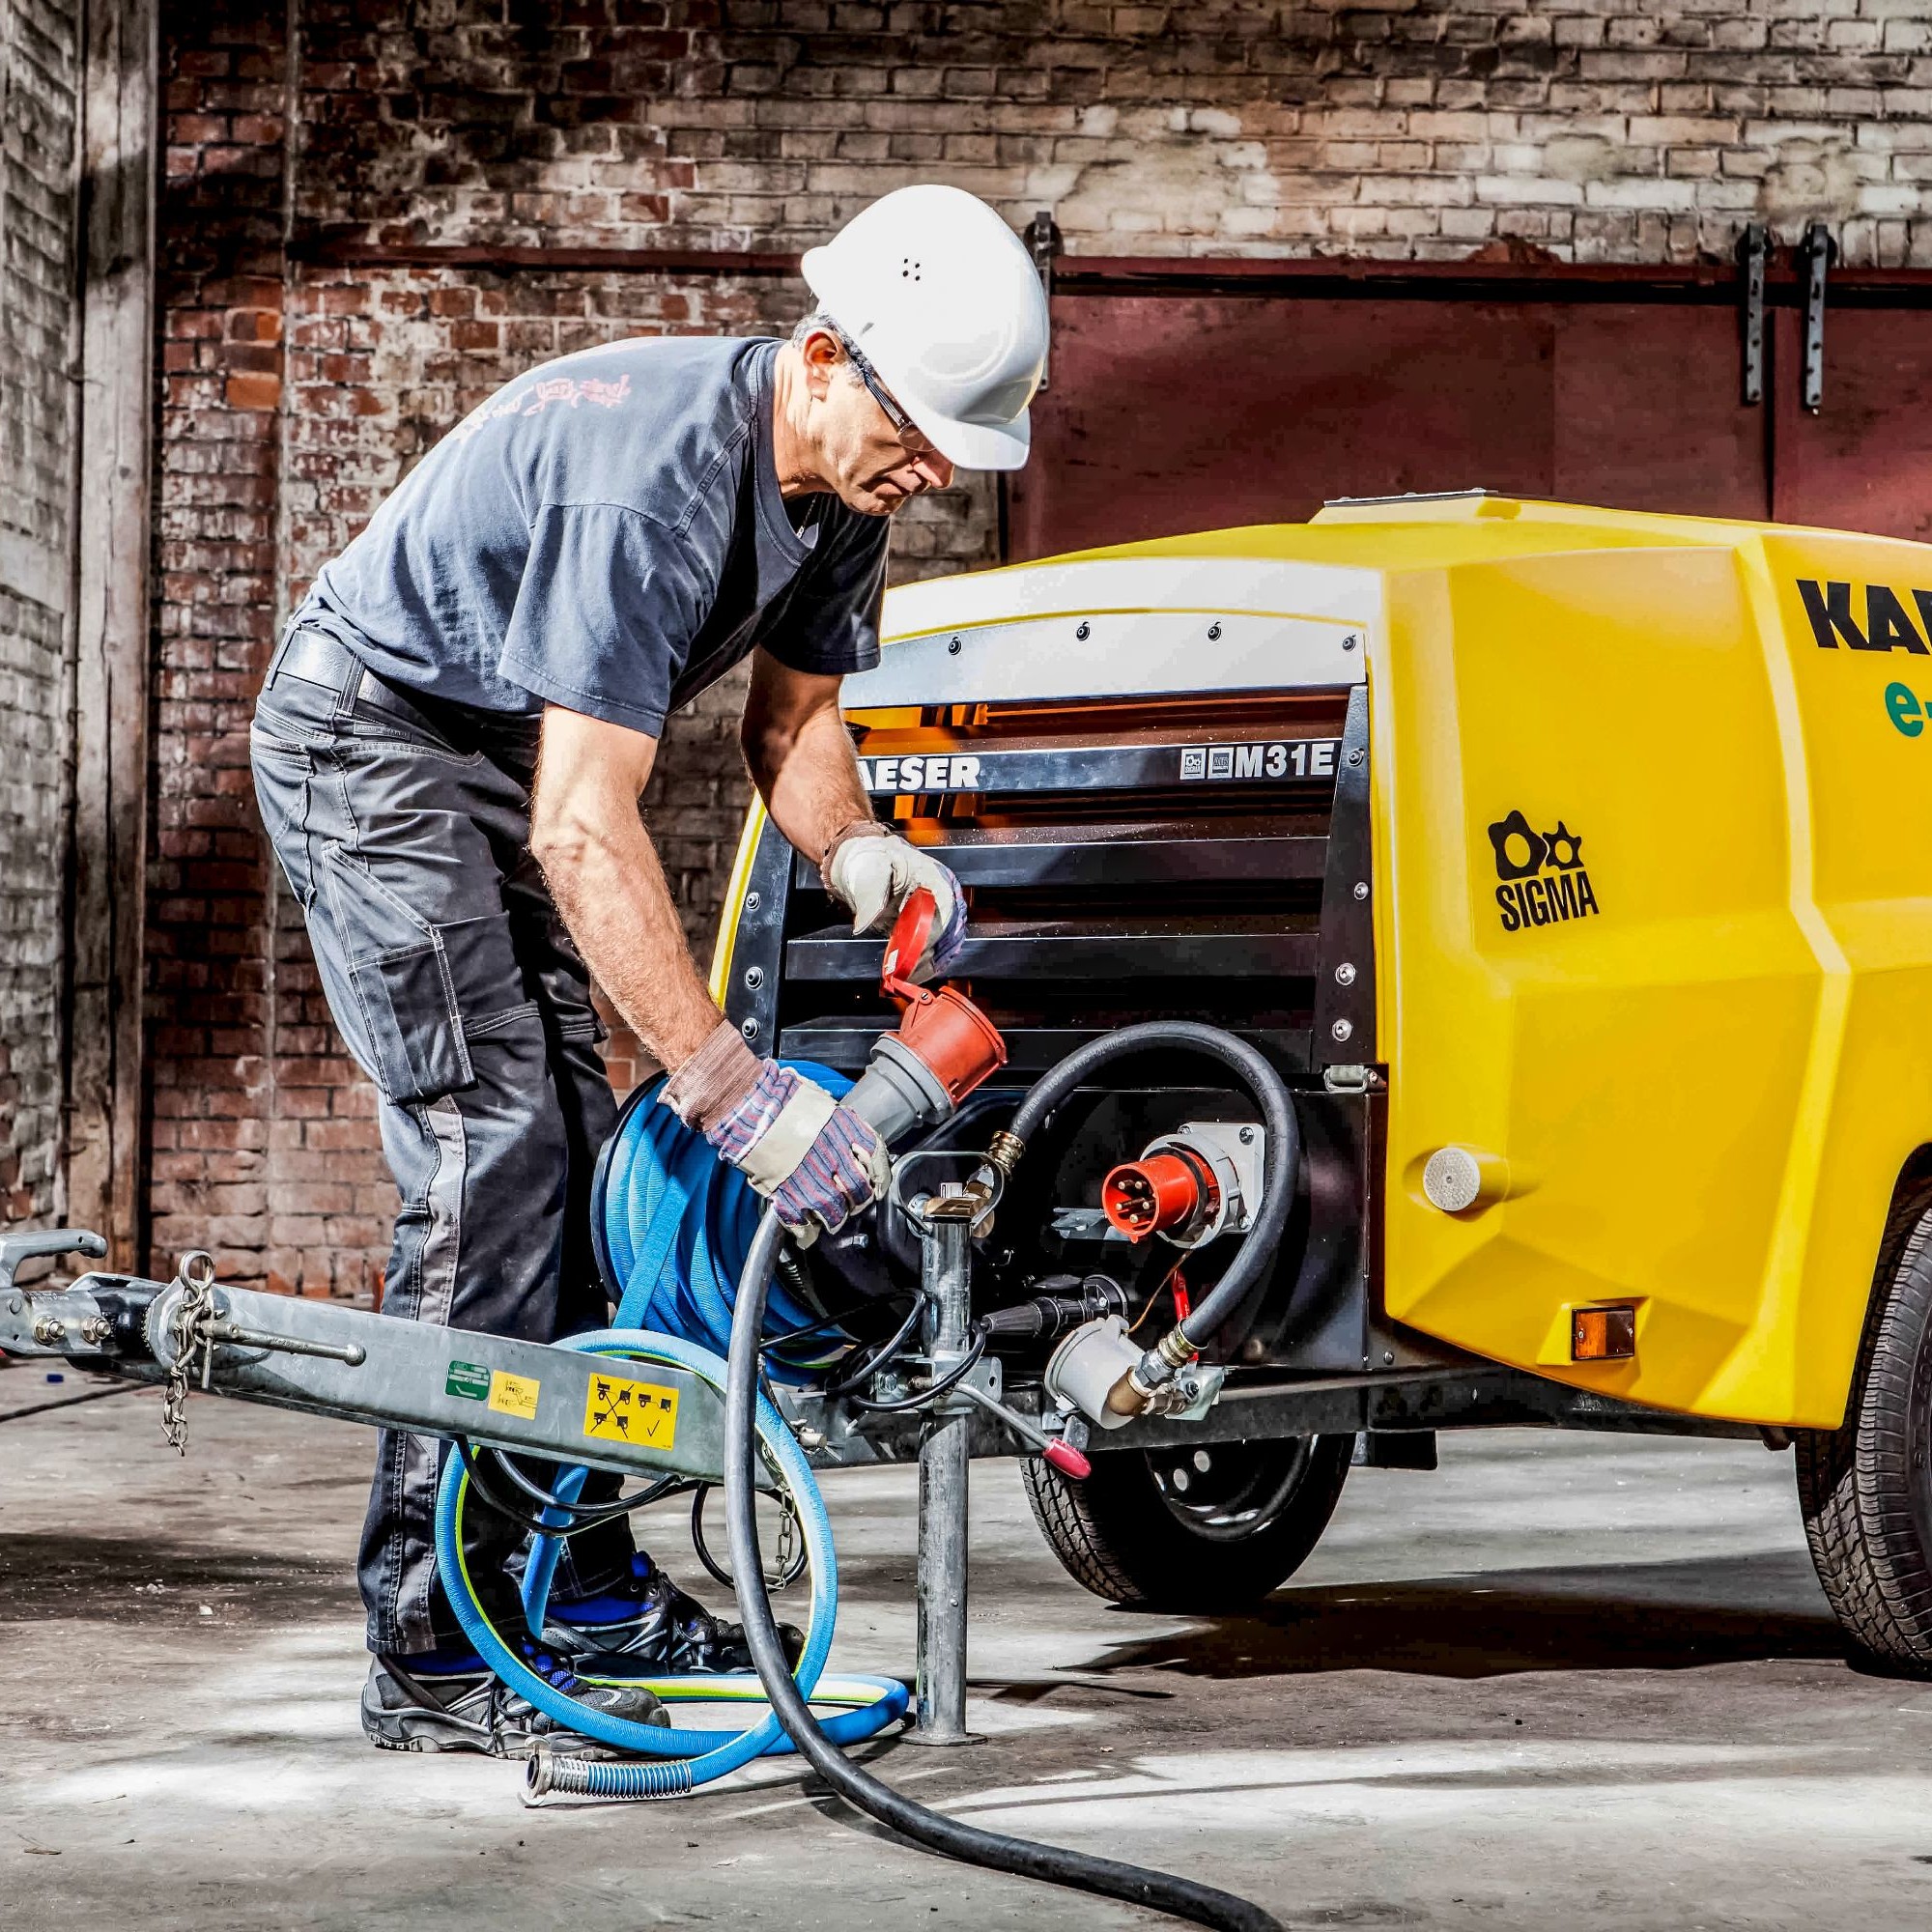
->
<box><xmin>1801</xmin><ymin>220</ymin><xmax>1837</xmax><ymax>414</ymax></box>
<box><xmin>1026</xmin><ymin>209</ymin><xmax>1059</xmax><ymax>391</ymax></box>
<box><xmin>1736</xmin><ymin>221</ymin><xmax>1767</xmax><ymax>407</ymax></box>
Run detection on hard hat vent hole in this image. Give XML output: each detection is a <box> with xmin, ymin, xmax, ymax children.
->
<box><xmin>902</xmin><ymin>256</ymin><xmax>921</xmax><ymax>279</ymax></box>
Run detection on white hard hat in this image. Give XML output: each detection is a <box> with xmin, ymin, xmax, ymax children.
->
<box><xmin>802</xmin><ymin>185</ymin><xmax>1049</xmax><ymax>472</ymax></box>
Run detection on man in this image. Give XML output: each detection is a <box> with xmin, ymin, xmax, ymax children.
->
<box><xmin>248</xmin><ymin>185</ymin><xmax>1049</xmax><ymax>1754</ymax></box>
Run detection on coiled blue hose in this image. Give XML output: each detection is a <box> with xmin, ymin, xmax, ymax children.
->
<box><xmin>430</xmin><ymin>1073</ymin><xmax>907</xmax><ymax>1796</ymax></box>
<box><xmin>597</xmin><ymin>1065</ymin><xmax>855</xmax><ymax>1377</ymax></box>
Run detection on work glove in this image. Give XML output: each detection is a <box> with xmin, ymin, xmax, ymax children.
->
<box><xmin>823</xmin><ymin>821</ymin><xmax>967</xmax><ymax>981</ymax></box>
<box><xmin>662</xmin><ymin>1021</ymin><xmax>889</xmax><ymax>1240</ymax></box>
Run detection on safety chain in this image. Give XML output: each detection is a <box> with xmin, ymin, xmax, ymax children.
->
<box><xmin>159</xmin><ymin>1250</ymin><xmax>218</xmax><ymax>1456</ymax></box>
<box><xmin>690</xmin><ymin>1473</ymin><xmax>809</xmax><ymax>1593</ymax></box>
<box><xmin>773</xmin><ymin>1488</ymin><xmax>800</xmax><ymax>1584</ymax></box>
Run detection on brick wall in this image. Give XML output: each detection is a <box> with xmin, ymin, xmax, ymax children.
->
<box><xmin>149</xmin><ymin>4</ymin><xmax>290</xmax><ymax>1280</ymax></box>
<box><xmin>149</xmin><ymin>0</ymin><xmax>1932</xmax><ymax>1294</ymax></box>
<box><xmin>0</xmin><ymin>0</ymin><xmax>80</xmax><ymax>1230</ymax></box>
<box><xmin>294</xmin><ymin>2</ymin><xmax>1932</xmax><ymax>268</ymax></box>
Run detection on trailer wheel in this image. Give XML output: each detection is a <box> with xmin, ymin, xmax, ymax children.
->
<box><xmin>1021</xmin><ymin>1435</ymin><xmax>1352</xmax><ymax>1611</ymax></box>
<box><xmin>1797</xmin><ymin>1186</ymin><xmax>1932</xmax><ymax>1676</ymax></box>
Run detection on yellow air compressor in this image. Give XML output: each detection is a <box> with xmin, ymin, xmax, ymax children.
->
<box><xmin>710</xmin><ymin>491</ymin><xmax>1932</xmax><ymax>1675</ymax></box>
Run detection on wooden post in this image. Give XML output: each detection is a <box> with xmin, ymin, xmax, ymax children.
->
<box><xmin>66</xmin><ymin>0</ymin><xmax>156</xmax><ymax>1264</ymax></box>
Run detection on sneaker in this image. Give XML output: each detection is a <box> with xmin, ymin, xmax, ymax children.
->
<box><xmin>543</xmin><ymin>1552</ymin><xmax>805</xmax><ymax>1675</ymax></box>
<box><xmin>361</xmin><ymin>1644</ymin><xmax>671</xmax><ymax>1757</ymax></box>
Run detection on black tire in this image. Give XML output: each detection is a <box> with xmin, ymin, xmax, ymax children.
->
<box><xmin>1797</xmin><ymin>1184</ymin><xmax>1932</xmax><ymax>1675</ymax></box>
<box><xmin>1021</xmin><ymin>1434</ymin><xmax>1353</xmax><ymax>1611</ymax></box>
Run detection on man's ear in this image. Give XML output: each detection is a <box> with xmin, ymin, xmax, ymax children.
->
<box><xmin>799</xmin><ymin>327</ymin><xmax>843</xmax><ymax>403</ymax></box>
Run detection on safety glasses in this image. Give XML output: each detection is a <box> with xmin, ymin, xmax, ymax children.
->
<box><xmin>837</xmin><ymin>331</ymin><xmax>933</xmax><ymax>455</ymax></box>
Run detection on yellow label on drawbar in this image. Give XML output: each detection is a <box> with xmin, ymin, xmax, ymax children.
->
<box><xmin>486</xmin><ymin>1371</ymin><xmax>540</xmax><ymax>1421</ymax></box>
<box><xmin>582</xmin><ymin>1372</ymin><xmax>679</xmax><ymax>1451</ymax></box>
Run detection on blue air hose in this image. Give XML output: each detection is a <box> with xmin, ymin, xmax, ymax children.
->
<box><xmin>433</xmin><ymin>1329</ymin><xmax>906</xmax><ymax>1791</ymax></box>
<box><xmin>595</xmin><ymin>1065</ymin><xmax>855</xmax><ymax>1377</ymax></box>
<box><xmin>430</xmin><ymin>1071</ymin><xmax>907</xmax><ymax>1796</ymax></box>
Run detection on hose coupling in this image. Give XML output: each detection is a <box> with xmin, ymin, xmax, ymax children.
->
<box><xmin>1102</xmin><ymin>1327</ymin><xmax>1199</xmax><ymax>1420</ymax></box>
<box><xmin>983</xmin><ymin>1127</ymin><xmax>1026</xmax><ymax>1179</ymax></box>
<box><xmin>1154</xmin><ymin>1324</ymin><xmax>1197</xmax><ymax>1371</ymax></box>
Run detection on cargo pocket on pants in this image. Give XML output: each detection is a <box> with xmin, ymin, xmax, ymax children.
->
<box><xmin>347</xmin><ymin>940</ymin><xmax>475</xmax><ymax>1106</ymax></box>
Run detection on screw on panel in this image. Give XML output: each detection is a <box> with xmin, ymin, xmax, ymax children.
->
<box><xmin>1383</xmin><ymin>1350</ymin><xmax>1395</xmax><ymax>1366</ymax></box>
<box><xmin>1207</xmin><ymin>621</ymin><xmax>1222</xmax><ymax>640</ymax></box>
<box><xmin>745</xmin><ymin>892</ymin><xmax>761</xmax><ymax>914</ymax></box>
<box><xmin>1238</xmin><ymin>1126</ymin><xmax>1254</xmax><ymax>1145</ymax></box>
<box><xmin>1330</xmin><ymin>1018</ymin><xmax>1353</xmax><ymax>1042</ymax></box>
<box><xmin>1353</xmin><ymin>880</ymin><xmax>1370</xmax><ymax>900</ymax></box>
<box><xmin>1335</xmin><ymin>961</ymin><xmax>1356</xmax><ymax>985</ymax></box>
<box><xmin>744</xmin><ymin>966</ymin><xmax>764</xmax><ymax>990</ymax></box>
<box><xmin>741</xmin><ymin>1018</ymin><xmax>760</xmax><ymax>1040</ymax></box>
<box><xmin>32</xmin><ymin>1318</ymin><xmax>64</xmax><ymax>1346</ymax></box>
<box><xmin>948</xmin><ymin>636</ymin><xmax>962</xmax><ymax>655</ymax></box>
<box><xmin>1343</xmin><ymin>634</ymin><xmax>1359</xmax><ymax>651</ymax></box>
<box><xmin>1074</xmin><ymin>620</ymin><xmax>1091</xmax><ymax>640</ymax></box>
<box><xmin>1348</xmin><ymin>748</ymin><xmax>1364</xmax><ymax>766</ymax></box>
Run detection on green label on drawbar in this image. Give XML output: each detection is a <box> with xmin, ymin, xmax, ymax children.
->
<box><xmin>446</xmin><ymin>1360</ymin><xmax>490</xmax><ymax>1402</ymax></box>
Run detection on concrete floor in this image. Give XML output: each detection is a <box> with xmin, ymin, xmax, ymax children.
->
<box><xmin>4</xmin><ymin>1370</ymin><xmax>1931</xmax><ymax>1931</ymax></box>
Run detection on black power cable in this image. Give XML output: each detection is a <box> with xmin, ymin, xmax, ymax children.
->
<box><xmin>724</xmin><ymin>1206</ymin><xmax>1283</xmax><ymax>1932</ymax></box>
<box><xmin>848</xmin><ymin>1328</ymin><xmax>987</xmax><ymax>1414</ymax></box>
<box><xmin>0</xmin><ymin>1379</ymin><xmax>146</xmax><ymax>1426</ymax></box>
<box><xmin>816</xmin><ymin>1294</ymin><xmax>923</xmax><ymax>1399</ymax></box>
<box><xmin>1002</xmin><ymin>1021</ymin><xmax>1298</xmax><ymax>1354</ymax></box>
<box><xmin>452</xmin><ymin>1437</ymin><xmax>694</xmax><ymax>1541</ymax></box>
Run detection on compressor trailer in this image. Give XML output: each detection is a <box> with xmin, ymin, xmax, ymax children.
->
<box><xmin>11</xmin><ymin>493</ymin><xmax>1932</xmax><ymax>1927</ymax></box>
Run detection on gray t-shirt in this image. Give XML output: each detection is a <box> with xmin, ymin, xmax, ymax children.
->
<box><xmin>292</xmin><ymin>336</ymin><xmax>888</xmax><ymax>736</ymax></box>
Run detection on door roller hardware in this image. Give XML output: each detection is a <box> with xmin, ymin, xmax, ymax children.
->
<box><xmin>1801</xmin><ymin>220</ymin><xmax>1836</xmax><ymax>414</ymax></box>
<box><xmin>1736</xmin><ymin>221</ymin><xmax>1767</xmax><ymax>407</ymax></box>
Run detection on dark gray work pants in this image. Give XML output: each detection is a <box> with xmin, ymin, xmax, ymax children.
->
<box><xmin>250</xmin><ymin>629</ymin><xmax>634</xmax><ymax>1654</ymax></box>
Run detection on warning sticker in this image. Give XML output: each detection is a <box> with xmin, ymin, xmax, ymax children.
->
<box><xmin>487</xmin><ymin>1370</ymin><xmax>540</xmax><ymax>1421</ymax></box>
<box><xmin>446</xmin><ymin>1360</ymin><xmax>490</xmax><ymax>1402</ymax></box>
<box><xmin>582</xmin><ymin>1372</ymin><xmax>679</xmax><ymax>1451</ymax></box>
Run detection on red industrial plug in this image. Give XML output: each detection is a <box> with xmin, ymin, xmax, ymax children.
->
<box><xmin>1101</xmin><ymin>1149</ymin><xmax>1219</xmax><ymax>1243</ymax></box>
<box><xmin>1041</xmin><ymin>1437</ymin><xmax>1092</xmax><ymax>1480</ymax></box>
<box><xmin>880</xmin><ymin>887</ymin><xmax>1006</xmax><ymax>1103</ymax></box>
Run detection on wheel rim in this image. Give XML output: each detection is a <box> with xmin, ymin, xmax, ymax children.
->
<box><xmin>1142</xmin><ymin>1437</ymin><xmax>1319</xmax><ymax>1543</ymax></box>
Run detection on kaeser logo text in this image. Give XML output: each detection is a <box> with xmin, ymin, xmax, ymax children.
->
<box><xmin>1488</xmin><ymin>810</ymin><xmax>1602</xmax><ymax>933</ymax></box>
<box><xmin>1797</xmin><ymin>579</ymin><xmax>1932</xmax><ymax>653</ymax></box>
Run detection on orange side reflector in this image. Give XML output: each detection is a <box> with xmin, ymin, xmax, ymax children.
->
<box><xmin>1572</xmin><ymin>1305</ymin><xmax>1637</xmax><ymax>1361</ymax></box>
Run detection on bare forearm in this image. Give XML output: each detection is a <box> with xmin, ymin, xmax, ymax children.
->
<box><xmin>755</xmin><ymin>700</ymin><xmax>873</xmax><ymax>864</ymax></box>
<box><xmin>536</xmin><ymin>809</ymin><xmax>722</xmax><ymax>1074</ymax></box>
<box><xmin>742</xmin><ymin>656</ymin><xmax>874</xmax><ymax>867</ymax></box>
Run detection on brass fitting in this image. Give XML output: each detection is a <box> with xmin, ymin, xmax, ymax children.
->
<box><xmin>1102</xmin><ymin>1328</ymin><xmax>1198</xmax><ymax>1419</ymax></box>
<box><xmin>983</xmin><ymin>1127</ymin><xmax>1026</xmax><ymax>1179</ymax></box>
<box><xmin>1154</xmin><ymin>1325</ymin><xmax>1196</xmax><ymax>1371</ymax></box>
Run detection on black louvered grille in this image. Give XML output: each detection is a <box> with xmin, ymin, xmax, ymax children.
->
<box><xmin>724</xmin><ymin>690</ymin><xmax>1356</xmax><ymax>1076</ymax></box>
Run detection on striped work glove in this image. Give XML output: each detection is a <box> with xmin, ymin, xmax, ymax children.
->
<box><xmin>663</xmin><ymin>1023</ymin><xmax>889</xmax><ymax>1240</ymax></box>
<box><xmin>823</xmin><ymin>821</ymin><xmax>967</xmax><ymax>981</ymax></box>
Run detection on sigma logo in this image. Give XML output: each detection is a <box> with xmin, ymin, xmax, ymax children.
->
<box><xmin>857</xmin><ymin>753</ymin><xmax>982</xmax><ymax>792</ymax></box>
<box><xmin>1179</xmin><ymin>740</ymin><xmax>1339</xmax><ymax>782</ymax></box>
<box><xmin>1489</xmin><ymin>810</ymin><xmax>1602</xmax><ymax>934</ymax></box>
<box><xmin>1797</xmin><ymin>579</ymin><xmax>1932</xmax><ymax>654</ymax></box>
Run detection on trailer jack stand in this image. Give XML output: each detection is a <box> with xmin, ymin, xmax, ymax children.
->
<box><xmin>906</xmin><ymin>1193</ymin><xmax>985</xmax><ymax>1747</ymax></box>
